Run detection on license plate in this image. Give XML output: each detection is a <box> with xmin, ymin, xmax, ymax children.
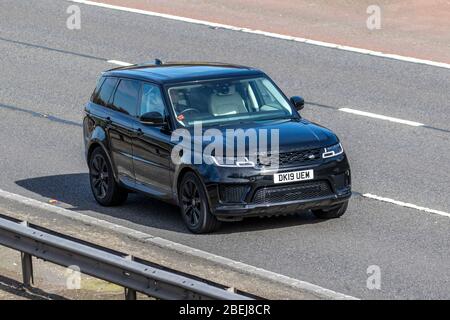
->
<box><xmin>273</xmin><ymin>169</ymin><xmax>314</xmax><ymax>184</ymax></box>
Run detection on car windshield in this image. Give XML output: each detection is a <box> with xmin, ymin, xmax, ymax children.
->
<box><xmin>167</xmin><ymin>77</ymin><xmax>294</xmax><ymax>127</ymax></box>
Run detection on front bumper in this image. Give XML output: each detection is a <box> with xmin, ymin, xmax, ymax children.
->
<box><xmin>200</xmin><ymin>153</ymin><xmax>351</xmax><ymax>220</ymax></box>
<box><xmin>215</xmin><ymin>192</ymin><xmax>351</xmax><ymax>220</ymax></box>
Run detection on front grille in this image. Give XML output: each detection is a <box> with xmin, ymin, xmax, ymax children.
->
<box><xmin>252</xmin><ymin>181</ymin><xmax>332</xmax><ymax>205</ymax></box>
<box><xmin>219</xmin><ymin>185</ymin><xmax>250</xmax><ymax>203</ymax></box>
<box><xmin>258</xmin><ymin>148</ymin><xmax>322</xmax><ymax>167</ymax></box>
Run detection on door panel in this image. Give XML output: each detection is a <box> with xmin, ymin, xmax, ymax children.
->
<box><xmin>106</xmin><ymin>110</ymin><xmax>135</xmax><ymax>182</ymax></box>
<box><xmin>133</xmin><ymin>126</ymin><xmax>173</xmax><ymax>197</ymax></box>
<box><xmin>107</xmin><ymin>79</ymin><xmax>140</xmax><ymax>183</ymax></box>
<box><xmin>132</xmin><ymin>82</ymin><xmax>173</xmax><ymax>197</ymax></box>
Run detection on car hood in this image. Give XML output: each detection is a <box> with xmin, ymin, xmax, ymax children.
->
<box><xmin>186</xmin><ymin>118</ymin><xmax>339</xmax><ymax>154</ymax></box>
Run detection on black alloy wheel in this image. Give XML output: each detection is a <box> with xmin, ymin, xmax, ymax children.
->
<box><xmin>179</xmin><ymin>172</ymin><xmax>221</xmax><ymax>233</ymax></box>
<box><xmin>89</xmin><ymin>147</ymin><xmax>128</xmax><ymax>206</ymax></box>
<box><xmin>91</xmin><ymin>153</ymin><xmax>109</xmax><ymax>200</ymax></box>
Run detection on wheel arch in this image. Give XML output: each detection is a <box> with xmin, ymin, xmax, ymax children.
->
<box><xmin>87</xmin><ymin>140</ymin><xmax>119</xmax><ymax>182</ymax></box>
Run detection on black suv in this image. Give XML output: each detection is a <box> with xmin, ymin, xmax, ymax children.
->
<box><xmin>83</xmin><ymin>61</ymin><xmax>351</xmax><ymax>233</ymax></box>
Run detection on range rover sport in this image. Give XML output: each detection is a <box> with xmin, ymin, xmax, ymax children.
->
<box><xmin>83</xmin><ymin>61</ymin><xmax>351</xmax><ymax>233</ymax></box>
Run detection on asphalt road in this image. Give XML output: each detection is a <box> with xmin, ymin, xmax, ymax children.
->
<box><xmin>0</xmin><ymin>0</ymin><xmax>449</xmax><ymax>299</ymax></box>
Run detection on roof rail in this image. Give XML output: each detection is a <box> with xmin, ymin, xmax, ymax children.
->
<box><xmin>107</xmin><ymin>58</ymin><xmax>164</xmax><ymax>71</ymax></box>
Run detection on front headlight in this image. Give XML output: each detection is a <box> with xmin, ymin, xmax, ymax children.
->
<box><xmin>210</xmin><ymin>156</ymin><xmax>255</xmax><ymax>167</ymax></box>
<box><xmin>322</xmin><ymin>143</ymin><xmax>344</xmax><ymax>158</ymax></box>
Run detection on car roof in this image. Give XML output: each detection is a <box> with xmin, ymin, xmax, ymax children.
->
<box><xmin>104</xmin><ymin>62</ymin><xmax>265</xmax><ymax>84</ymax></box>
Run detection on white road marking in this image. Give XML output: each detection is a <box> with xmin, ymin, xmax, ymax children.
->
<box><xmin>77</xmin><ymin>1</ymin><xmax>430</xmax><ymax>129</ymax></box>
<box><xmin>104</xmin><ymin>59</ymin><xmax>430</xmax><ymax>129</ymax></box>
<box><xmin>363</xmin><ymin>193</ymin><xmax>450</xmax><ymax>219</ymax></box>
<box><xmin>106</xmin><ymin>61</ymin><xmax>428</xmax><ymax>128</ymax></box>
<box><xmin>0</xmin><ymin>188</ymin><xmax>357</xmax><ymax>300</ymax></box>
<box><xmin>69</xmin><ymin>0</ymin><xmax>450</xmax><ymax>70</ymax></box>
<box><xmin>107</xmin><ymin>60</ymin><xmax>133</xmax><ymax>66</ymax></box>
<box><xmin>339</xmin><ymin>108</ymin><xmax>424</xmax><ymax>127</ymax></box>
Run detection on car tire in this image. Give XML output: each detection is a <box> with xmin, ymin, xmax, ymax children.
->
<box><xmin>179</xmin><ymin>172</ymin><xmax>221</xmax><ymax>234</ymax></box>
<box><xmin>312</xmin><ymin>201</ymin><xmax>348</xmax><ymax>219</ymax></box>
<box><xmin>89</xmin><ymin>147</ymin><xmax>128</xmax><ymax>206</ymax></box>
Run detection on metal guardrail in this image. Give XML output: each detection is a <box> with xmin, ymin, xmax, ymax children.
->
<box><xmin>0</xmin><ymin>215</ymin><xmax>252</xmax><ymax>300</ymax></box>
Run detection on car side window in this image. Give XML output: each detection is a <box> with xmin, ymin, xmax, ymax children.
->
<box><xmin>139</xmin><ymin>83</ymin><xmax>166</xmax><ymax>117</ymax></box>
<box><xmin>90</xmin><ymin>76</ymin><xmax>105</xmax><ymax>103</ymax></box>
<box><xmin>111</xmin><ymin>79</ymin><xmax>140</xmax><ymax>116</ymax></box>
<box><xmin>93</xmin><ymin>77</ymin><xmax>117</xmax><ymax>107</ymax></box>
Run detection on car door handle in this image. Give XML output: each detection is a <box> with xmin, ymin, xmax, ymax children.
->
<box><xmin>136</xmin><ymin>128</ymin><xmax>144</xmax><ymax>136</ymax></box>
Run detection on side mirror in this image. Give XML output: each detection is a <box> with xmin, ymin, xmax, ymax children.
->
<box><xmin>290</xmin><ymin>96</ymin><xmax>305</xmax><ymax>111</ymax></box>
<box><xmin>140</xmin><ymin>112</ymin><xmax>165</xmax><ymax>125</ymax></box>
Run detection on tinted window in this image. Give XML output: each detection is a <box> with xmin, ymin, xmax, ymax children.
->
<box><xmin>90</xmin><ymin>76</ymin><xmax>105</xmax><ymax>103</ymax></box>
<box><xmin>111</xmin><ymin>79</ymin><xmax>140</xmax><ymax>116</ymax></box>
<box><xmin>93</xmin><ymin>77</ymin><xmax>117</xmax><ymax>107</ymax></box>
<box><xmin>140</xmin><ymin>83</ymin><xmax>166</xmax><ymax>117</ymax></box>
